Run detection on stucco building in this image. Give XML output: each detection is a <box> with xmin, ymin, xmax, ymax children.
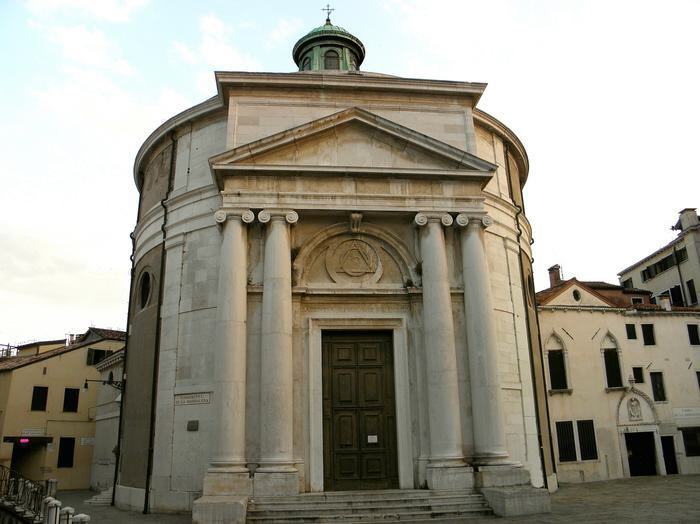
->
<box><xmin>538</xmin><ymin>267</ymin><xmax>700</xmax><ymax>483</ymax></box>
<box><xmin>618</xmin><ymin>208</ymin><xmax>700</xmax><ymax>307</ymax></box>
<box><xmin>116</xmin><ymin>18</ymin><xmax>554</xmax><ymax>520</ymax></box>
<box><xmin>0</xmin><ymin>328</ymin><xmax>125</xmax><ymax>490</ymax></box>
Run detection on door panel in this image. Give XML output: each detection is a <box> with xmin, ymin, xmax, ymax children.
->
<box><xmin>323</xmin><ymin>331</ymin><xmax>398</xmax><ymax>490</ymax></box>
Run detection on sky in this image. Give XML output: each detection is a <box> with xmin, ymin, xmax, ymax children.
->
<box><xmin>1</xmin><ymin>0</ymin><xmax>699</xmax><ymax>345</ymax></box>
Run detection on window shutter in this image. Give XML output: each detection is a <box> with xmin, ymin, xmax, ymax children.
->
<box><xmin>577</xmin><ymin>420</ymin><xmax>598</xmax><ymax>460</ymax></box>
<box><xmin>556</xmin><ymin>421</ymin><xmax>576</xmax><ymax>462</ymax></box>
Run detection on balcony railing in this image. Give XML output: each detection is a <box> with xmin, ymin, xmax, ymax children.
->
<box><xmin>0</xmin><ymin>465</ymin><xmax>90</xmax><ymax>523</ymax></box>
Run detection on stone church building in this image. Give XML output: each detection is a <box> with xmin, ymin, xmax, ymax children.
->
<box><xmin>116</xmin><ymin>17</ymin><xmax>554</xmax><ymax>521</ymax></box>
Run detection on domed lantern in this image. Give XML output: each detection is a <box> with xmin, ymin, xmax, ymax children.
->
<box><xmin>292</xmin><ymin>12</ymin><xmax>365</xmax><ymax>72</ymax></box>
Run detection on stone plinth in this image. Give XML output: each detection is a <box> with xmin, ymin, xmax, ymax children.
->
<box><xmin>192</xmin><ymin>495</ymin><xmax>248</xmax><ymax>524</ymax></box>
<box><xmin>481</xmin><ymin>487</ymin><xmax>551</xmax><ymax>517</ymax></box>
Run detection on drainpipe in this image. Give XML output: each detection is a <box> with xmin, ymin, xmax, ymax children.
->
<box><xmin>505</xmin><ymin>146</ymin><xmax>557</xmax><ymax>488</ymax></box>
<box><xmin>143</xmin><ymin>131</ymin><xmax>178</xmax><ymax>514</ymax></box>
<box><xmin>112</xmin><ymin>178</ymin><xmax>143</xmax><ymax>506</ymax></box>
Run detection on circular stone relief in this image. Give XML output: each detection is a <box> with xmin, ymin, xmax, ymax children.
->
<box><xmin>325</xmin><ymin>237</ymin><xmax>383</xmax><ymax>284</ymax></box>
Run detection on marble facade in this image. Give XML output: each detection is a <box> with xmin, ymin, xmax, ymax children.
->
<box><xmin>116</xmin><ymin>20</ymin><xmax>553</xmax><ymax>520</ymax></box>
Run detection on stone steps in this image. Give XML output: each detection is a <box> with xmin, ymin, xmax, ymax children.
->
<box><xmin>247</xmin><ymin>490</ymin><xmax>494</xmax><ymax>522</ymax></box>
<box><xmin>84</xmin><ymin>487</ymin><xmax>113</xmax><ymax>506</ymax></box>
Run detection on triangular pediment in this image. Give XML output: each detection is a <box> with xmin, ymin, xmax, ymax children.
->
<box><xmin>210</xmin><ymin>107</ymin><xmax>496</xmax><ymax>188</ymax></box>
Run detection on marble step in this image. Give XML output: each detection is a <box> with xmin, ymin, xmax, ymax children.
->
<box><xmin>84</xmin><ymin>487</ymin><xmax>113</xmax><ymax>506</ymax></box>
<box><xmin>247</xmin><ymin>490</ymin><xmax>493</xmax><ymax>522</ymax></box>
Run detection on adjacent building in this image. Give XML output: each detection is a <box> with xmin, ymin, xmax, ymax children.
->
<box><xmin>116</xmin><ymin>16</ymin><xmax>553</xmax><ymax>519</ymax></box>
<box><xmin>0</xmin><ymin>328</ymin><xmax>125</xmax><ymax>490</ymax></box>
<box><xmin>537</xmin><ymin>267</ymin><xmax>700</xmax><ymax>483</ymax></box>
<box><xmin>618</xmin><ymin>208</ymin><xmax>700</xmax><ymax>307</ymax></box>
<box><xmin>90</xmin><ymin>348</ymin><xmax>124</xmax><ymax>491</ymax></box>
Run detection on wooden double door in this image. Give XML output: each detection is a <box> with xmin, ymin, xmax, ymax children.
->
<box><xmin>322</xmin><ymin>331</ymin><xmax>399</xmax><ymax>490</ymax></box>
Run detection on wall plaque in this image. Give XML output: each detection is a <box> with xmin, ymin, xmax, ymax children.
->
<box><xmin>175</xmin><ymin>392</ymin><xmax>211</xmax><ymax>406</ymax></box>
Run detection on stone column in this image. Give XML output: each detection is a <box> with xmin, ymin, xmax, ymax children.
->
<box><xmin>203</xmin><ymin>209</ymin><xmax>255</xmax><ymax>497</ymax></box>
<box><xmin>415</xmin><ymin>212</ymin><xmax>473</xmax><ymax>490</ymax></box>
<box><xmin>456</xmin><ymin>213</ymin><xmax>510</xmax><ymax>466</ymax></box>
<box><xmin>255</xmin><ymin>209</ymin><xmax>299</xmax><ymax>496</ymax></box>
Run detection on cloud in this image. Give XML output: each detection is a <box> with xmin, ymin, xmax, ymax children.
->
<box><xmin>169</xmin><ymin>14</ymin><xmax>261</xmax><ymax>94</ymax></box>
<box><xmin>199</xmin><ymin>14</ymin><xmax>260</xmax><ymax>71</ymax></box>
<box><xmin>23</xmin><ymin>0</ymin><xmax>149</xmax><ymax>22</ymax></box>
<box><xmin>47</xmin><ymin>25</ymin><xmax>134</xmax><ymax>75</ymax></box>
<box><xmin>267</xmin><ymin>17</ymin><xmax>303</xmax><ymax>47</ymax></box>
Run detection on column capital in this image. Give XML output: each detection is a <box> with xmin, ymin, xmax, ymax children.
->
<box><xmin>414</xmin><ymin>212</ymin><xmax>453</xmax><ymax>227</ymax></box>
<box><xmin>258</xmin><ymin>209</ymin><xmax>299</xmax><ymax>224</ymax></box>
<box><xmin>214</xmin><ymin>208</ymin><xmax>255</xmax><ymax>224</ymax></box>
<box><xmin>455</xmin><ymin>213</ymin><xmax>493</xmax><ymax>229</ymax></box>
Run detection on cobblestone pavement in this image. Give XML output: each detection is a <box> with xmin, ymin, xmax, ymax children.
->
<box><xmin>56</xmin><ymin>475</ymin><xmax>700</xmax><ymax>523</ymax></box>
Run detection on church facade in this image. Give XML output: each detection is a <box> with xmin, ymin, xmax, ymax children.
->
<box><xmin>115</xmin><ymin>19</ymin><xmax>554</xmax><ymax>518</ymax></box>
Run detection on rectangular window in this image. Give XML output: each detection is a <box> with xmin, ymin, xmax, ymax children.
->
<box><xmin>621</xmin><ymin>278</ymin><xmax>633</xmax><ymax>289</ymax></box>
<box><xmin>688</xmin><ymin>324</ymin><xmax>700</xmax><ymax>346</ymax></box>
<box><xmin>548</xmin><ymin>350</ymin><xmax>568</xmax><ymax>390</ymax></box>
<box><xmin>650</xmin><ymin>372</ymin><xmax>666</xmax><ymax>401</ymax></box>
<box><xmin>688</xmin><ymin>279</ymin><xmax>698</xmax><ymax>305</ymax></box>
<box><xmin>57</xmin><ymin>437</ymin><xmax>75</xmax><ymax>468</ymax></box>
<box><xmin>31</xmin><ymin>386</ymin><xmax>48</xmax><ymax>411</ymax></box>
<box><xmin>577</xmin><ymin>420</ymin><xmax>598</xmax><ymax>460</ymax></box>
<box><xmin>556</xmin><ymin>421</ymin><xmax>577</xmax><ymax>462</ymax></box>
<box><xmin>696</xmin><ymin>371</ymin><xmax>700</xmax><ymax>392</ymax></box>
<box><xmin>87</xmin><ymin>348</ymin><xmax>110</xmax><ymax>366</ymax></box>
<box><xmin>62</xmin><ymin>388</ymin><xmax>79</xmax><ymax>412</ymax></box>
<box><xmin>642</xmin><ymin>324</ymin><xmax>656</xmax><ymax>345</ymax></box>
<box><xmin>632</xmin><ymin>366</ymin><xmax>644</xmax><ymax>383</ymax></box>
<box><xmin>670</xmin><ymin>285</ymin><xmax>684</xmax><ymax>307</ymax></box>
<box><xmin>631</xmin><ymin>297</ymin><xmax>644</xmax><ymax>305</ymax></box>
<box><xmin>681</xmin><ymin>427</ymin><xmax>700</xmax><ymax>457</ymax></box>
<box><xmin>604</xmin><ymin>349</ymin><xmax>623</xmax><ymax>388</ymax></box>
<box><xmin>626</xmin><ymin>324</ymin><xmax>637</xmax><ymax>339</ymax></box>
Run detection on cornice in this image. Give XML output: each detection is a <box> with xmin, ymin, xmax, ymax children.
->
<box><xmin>215</xmin><ymin>71</ymin><xmax>487</xmax><ymax>105</ymax></box>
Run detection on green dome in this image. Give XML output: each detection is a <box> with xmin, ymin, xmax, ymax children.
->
<box><xmin>292</xmin><ymin>19</ymin><xmax>365</xmax><ymax>72</ymax></box>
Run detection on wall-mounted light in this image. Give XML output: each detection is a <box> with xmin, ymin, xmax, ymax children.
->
<box><xmin>83</xmin><ymin>378</ymin><xmax>124</xmax><ymax>391</ymax></box>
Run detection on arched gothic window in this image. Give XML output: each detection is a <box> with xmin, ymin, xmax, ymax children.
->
<box><xmin>545</xmin><ymin>334</ymin><xmax>568</xmax><ymax>391</ymax></box>
<box><xmin>324</xmin><ymin>50</ymin><xmax>339</xmax><ymax>70</ymax></box>
<box><xmin>601</xmin><ymin>334</ymin><xmax>623</xmax><ymax>388</ymax></box>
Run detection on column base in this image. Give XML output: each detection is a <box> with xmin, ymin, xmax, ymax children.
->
<box><xmin>192</xmin><ymin>495</ymin><xmax>248</xmax><ymax>524</ymax></box>
<box><xmin>474</xmin><ymin>464</ymin><xmax>530</xmax><ymax>488</ymax></box>
<box><xmin>481</xmin><ymin>487</ymin><xmax>550</xmax><ymax>516</ymax></box>
<box><xmin>426</xmin><ymin>462</ymin><xmax>474</xmax><ymax>490</ymax></box>
<box><xmin>203</xmin><ymin>469</ymin><xmax>252</xmax><ymax>497</ymax></box>
<box><xmin>254</xmin><ymin>467</ymin><xmax>299</xmax><ymax>496</ymax></box>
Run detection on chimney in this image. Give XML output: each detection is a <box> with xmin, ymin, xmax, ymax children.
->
<box><xmin>658</xmin><ymin>294</ymin><xmax>672</xmax><ymax>312</ymax></box>
<box><xmin>676</xmin><ymin>208</ymin><xmax>699</xmax><ymax>232</ymax></box>
<box><xmin>548</xmin><ymin>264</ymin><xmax>562</xmax><ymax>287</ymax></box>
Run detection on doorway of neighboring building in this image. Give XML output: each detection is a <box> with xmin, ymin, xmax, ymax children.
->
<box><xmin>322</xmin><ymin>331</ymin><xmax>398</xmax><ymax>490</ymax></box>
<box><xmin>10</xmin><ymin>441</ymin><xmax>44</xmax><ymax>479</ymax></box>
<box><xmin>661</xmin><ymin>435</ymin><xmax>679</xmax><ymax>474</ymax></box>
<box><xmin>625</xmin><ymin>432</ymin><xmax>657</xmax><ymax>476</ymax></box>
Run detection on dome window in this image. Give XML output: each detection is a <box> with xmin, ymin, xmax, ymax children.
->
<box><xmin>324</xmin><ymin>50</ymin><xmax>339</xmax><ymax>70</ymax></box>
<box><xmin>302</xmin><ymin>57</ymin><xmax>311</xmax><ymax>71</ymax></box>
<box><xmin>138</xmin><ymin>271</ymin><xmax>152</xmax><ymax>310</ymax></box>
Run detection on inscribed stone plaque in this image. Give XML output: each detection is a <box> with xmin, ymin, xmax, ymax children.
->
<box><xmin>175</xmin><ymin>392</ymin><xmax>211</xmax><ymax>406</ymax></box>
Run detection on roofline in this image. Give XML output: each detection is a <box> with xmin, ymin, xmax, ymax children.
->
<box><xmin>95</xmin><ymin>348</ymin><xmax>124</xmax><ymax>371</ymax></box>
<box><xmin>214</xmin><ymin>71</ymin><xmax>487</xmax><ymax>106</ymax></box>
<box><xmin>617</xmin><ymin>228</ymin><xmax>694</xmax><ymax>275</ymax></box>
<box><xmin>132</xmin><ymin>71</ymin><xmax>521</xmax><ymax>190</ymax></box>
<box><xmin>536</xmin><ymin>278</ymin><xmax>619</xmax><ymax>308</ymax></box>
<box><xmin>132</xmin><ymin>96</ymin><xmax>222</xmax><ymax>187</ymax></box>
<box><xmin>538</xmin><ymin>304</ymin><xmax>700</xmax><ymax>316</ymax></box>
<box><xmin>16</xmin><ymin>338</ymin><xmax>65</xmax><ymax>350</ymax></box>
<box><xmin>1</xmin><ymin>338</ymin><xmax>105</xmax><ymax>372</ymax></box>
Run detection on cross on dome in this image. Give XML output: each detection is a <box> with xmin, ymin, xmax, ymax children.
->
<box><xmin>321</xmin><ymin>4</ymin><xmax>335</xmax><ymax>24</ymax></box>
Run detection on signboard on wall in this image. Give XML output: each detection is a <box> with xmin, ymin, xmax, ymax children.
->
<box><xmin>174</xmin><ymin>392</ymin><xmax>211</xmax><ymax>406</ymax></box>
